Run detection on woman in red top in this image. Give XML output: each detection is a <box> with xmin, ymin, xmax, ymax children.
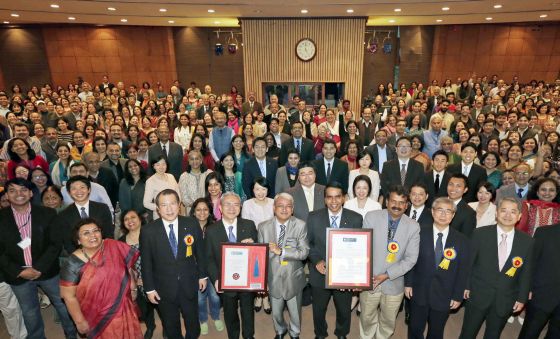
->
<box><xmin>6</xmin><ymin>137</ymin><xmax>49</xmax><ymax>180</ymax></box>
<box><xmin>517</xmin><ymin>177</ymin><xmax>560</xmax><ymax>236</ymax></box>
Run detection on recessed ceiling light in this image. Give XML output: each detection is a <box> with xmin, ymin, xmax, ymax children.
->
<box><xmin>107</xmin><ymin>7</ymin><xmax>116</xmax><ymax>11</ymax></box>
<box><xmin>486</xmin><ymin>17</ymin><xmax>493</xmax><ymax>20</ymax></box>
<box><xmin>159</xmin><ymin>8</ymin><xmax>167</xmax><ymax>12</ymax></box>
<box><xmin>301</xmin><ymin>9</ymin><xmax>308</xmax><ymax>14</ymax></box>
<box><xmin>493</xmin><ymin>4</ymin><xmax>502</xmax><ymax>9</ymax></box>
<box><xmin>50</xmin><ymin>4</ymin><xmax>59</xmax><ymax>8</ymax></box>
<box><xmin>208</xmin><ymin>9</ymin><xmax>215</xmax><ymax>13</ymax></box>
<box><xmin>3</xmin><ymin>21</ymin><xmax>9</xmax><ymax>24</ymax></box>
<box><xmin>346</xmin><ymin>9</ymin><xmax>354</xmax><ymax>13</ymax></box>
<box><xmin>540</xmin><ymin>14</ymin><xmax>548</xmax><ymax>18</ymax></box>
<box><xmin>10</xmin><ymin>13</ymin><xmax>19</xmax><ymax>17</ymax></box>
<box><xmin>121</xmin><ymin>18</ymin><xmax>128</xmax><ymax>22</ymax></box>
<box><xmin>389</xmin><ymin>19</ymin><xmax>396</xmax><ymax>23</ymax></box>
<box><xmin>68</xmin><ymin>17</ymin><xmax>76</xmax><ymax>20</ymax></box>
<box><xmin>168</xmin><ymin>20</ymin><xmax>175</xmax><ymax>23</ymax></box>
<box><xmin>442</xmin><ymin>7</ymin><xmax>450</xmax><ymax>11</ymax></box>
<box><xmin>394</xmin><ymin>8</ymin><xmax>402</xmax><ymax>12</ymax></box>
<box><xmin>436</xmin><ymin>19</ymin><xmax>443</xmax><ymax>22</ymax></box>
<box><xmin>214</xmin><ymin>21</ymin><xmax>221</xmax><ymax>24</ymax></box>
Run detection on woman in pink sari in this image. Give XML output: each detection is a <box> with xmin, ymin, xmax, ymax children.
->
<box><xmin>60</xmin><ymin>218</ymin><xmax>142</xmax><ymax>339</ymax></box>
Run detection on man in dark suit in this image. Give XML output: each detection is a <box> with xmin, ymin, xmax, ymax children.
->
<box><xmin>307</xmin><ymin>182</ymin><xmax>363</xmax><ymax>339</ymax></box>
<box><xmin>407</xmin><ymin>183</ymin><xmax>434</xmax><ymax>227</ymax></box>
<box><xmin>83</xmin><ymin>151</ymin><xmax>119</xmax><ymax>208</ymax></box>
<box><xmin>365</xmin><ymin>129</ymin><xmax>396</xmax><ymax>173</ymax></box>
<box><xmin>460</xmin><ymin>198</ymin><xmax>534</xmax><ymax>339</ymax></box>
<box><xmin>148</xmin><ymin>126</ymin><xmax>184</xmax><ymax>181</ymax></box>
<box><xmin>98</xmin><ymin>75</ymin><xmax>114</xmax><ymax>91</ymax></box>
<box><xmin>313</xmin><ymin>139</ymin><xmax>349</xmax><ymax>193</ymax></box>
<box><xmin>446</xmin><ymin>174</ymin><xmax>477</xmax><ymax>237</ymax></box>
<box><xmin>380</xmin><ymin>136</ymin><xmax>425</xmax><ymax>200</ymax></box>
<box><xmin>108</xmin><ymin>123</ymin><xmax>131</xmax><ymax>157</ymax></box>
<box><xmin>495</xmin><ymin>163</ymin><xmax>531</xmax><ymax>206</ymax></box>
<box><xmin>285</xmin><ymin>163</ymin><xmax>326</xmax><ymax>221</ymax></box>
<box><xmin>243</xmin><ymin>137</ymin><xmax>278</xmax><ymax>198</ymax></box>
<box><xmin>0</xmin><ymin>178</ymin><xmax>77</xmax><ymax>339</ymax></box>
<box><xmin>425</xmin><ymin>150</ymin><xmax>452</xmax><ymax>206</ymax></box>
<box><xmin>405</xmin><ymin>197</ymin><xmax>470</xmax><ymax>339</ymax></box>
<box><xmin>205</xmin><ymin>192</ymin><xmax>258</xmax><ymax>339</ymax></box>
<box><xmin>514</xmin><ymin>115</ymin><xmax>537</xmax><ymax>141</ymax></box>
<box><xmin>101</xmin><ymin>142</ymin><xmax>127</xmax><ymax>184</ymax></box>
<box><xmin>241</xmin><ymin>91</ymin><xmax>263</xmax><ymax>116</ymax></box>
<box><xmin>57</xmin><ymin>176</ymin><xmax>114</xmax><ymax>254</ymax></box>
<box><xmin>278</xmin><ymin>121</ymin><xmax>314</xmax><ymax>166</ymax></box>
<box><xmin>357</xmin><ymin>107</ymin><xmax>377</xmax><ymax>147</ymax></box>
<box><xmin>518</xmin><ymin>223</ymin><xmax>560</xmax><ymax>339</ymax></box>
<box><xmin>196</xmin><ymin>95</ymin><xmax>212</xmax><ymax>120</ymax></box>
<box><xmin>140</xmin><ymin>189</ymin><xmax>207</xmax><ymax>339</ymax></box>
<box><xmin>447</xmin><ymin>142</ymin><xmax>487</xmax><ymax>203</ymax></box>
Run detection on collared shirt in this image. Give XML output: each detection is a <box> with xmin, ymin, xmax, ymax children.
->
<box><xmin>433</xmin><ymin>225</ymin><xmax>450</xmax><ymax>250</ymax></box>
<box><xmin>399</xmin><ymin>159</ymin><xmax>410</xmax><ymax>172</ymax></box>
<box><xmin>461</xmin><ymin>161</ymin><xmax>473</xmax><ymax>177</ymax></box>
<box><xmin>433</xmin><ymin>170</ymin><xmax>445</xmax><ymax>186</ymax></box>
<box><xmin>273</xmin><ymin>133</ymin><xmax>281</xmax><ymax>147</ymax></box>
<box><xmin>514</xmin><ymin>184</ymin><xmax>529</xmax><ymax>198</ymax></box>
<box><xmin>75</xmin><ymin>201</ymin><xmax>90</xmax><ymax>217</ymax></box>
<box><xmin>223</xmin><ymin>218</ymin><xmax>238</xmax><ymax>240</ymax></box>
<box><xmin>377</xmin><ymin>145</ymin><xmax>388</xmax><ymax>172</ymax></box>
<box><xmin>302</xmin><ymin>184</ymin><xmax>315</xmax><ymax>211</ymax></box>
<box><xmin>274</xmin><ymin>218</ymin><xmax>288</xmax><ymax>244</ymax></box>
<box><xmin>324</xmin><ymin>158</ymin><xmax>335</xmax><ymax>177</ymax></box>
<box><xmin>160</xmin><ymin>141</ymin><xmax>170</xmax><ymax>155</ymax></box>
<box><xmin>387</xmin><ymin>215</ymin><xmax>401</xmax><ymax>242</ymax></box>
<box><xmin>452</xmin><ymin>198</ymin><xmax>462</xmax><ymax>206</ymax></box>
<box><xmin>410</xmin><ymin>205</ymin><xmax>425</xmax><ymax>220</ymax></box>
<box><xmin>497</xmin><ymin>226</ymin><xmax>515</xmax><ymax>258</ymax></box>
<box><xmin>328</xmin><ymin>210</ymin><xmax>343</xmax><ymax>228</ymax></box>
<box><xmin>293</xmin><ymin>137</ymin><xmax>303</xmax><ymax>150</ymax></box>
<box><xmin>162</xmin><ymin>217</ymin><xmax>179</xmax><ymax>245</ymax></box>
<box><xmin>62</xmin><ymin>182</ymin><xmax>114</xmax><ymax>216</ymax></box>
<box><xmin>257</xmin><ymin>158</ymin><xmax>267</xmax><ymax>177</ymax></box>
<box><xmin>12</xmin><ymin>204</ymin><xmax>32</xmax><ymax>266</ymax></box>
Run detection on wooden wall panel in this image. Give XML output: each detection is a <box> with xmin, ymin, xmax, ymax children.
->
<box><xmin>242</xmin><ymin>18</ymin><xmax>365</xmax><ymax>112</ymax></box>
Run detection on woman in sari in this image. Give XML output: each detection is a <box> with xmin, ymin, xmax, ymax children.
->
<box><xmin>517</xmin><ymin>177</ymin><xmax>560</xmax><ymax>236</ymax></box>
<box><xmin>60</xmin><ymin>218</ymin><xmax>142</xmax><ymax>339</ymax></box>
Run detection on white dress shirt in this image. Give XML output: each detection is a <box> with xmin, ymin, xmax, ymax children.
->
<box><xmin>223</xmin><ymin>218</ymin><xmax>238</xmax><ymax>240</ymax></box>
<box><xmin>324</xmin><ymin>158</ymin><xmax>335</xmax><ymax>176</ymax></box>
<box><xmin>433</xmin><ymin>225</ymin><xmax>450</xmax><ymax>249</ymax></box>
<box><xmin>162</xmin><ymin>217</ymin><xmax>179</xmax><ymax>244</ymax></box>
<box><xmin>410</xmin><ymin>205</ymin><xmax>425</xmax><ymax>220</ymax></box>
<box><xmin>328</xmin><ymin>210</ymin><xmax>343</xmax><ymax>228</ymax></box>
<box><xmin>461</xmin><ymin>161</ymin><xmax>472</xmax><ymax>177</ymax></box>
<box><xmin>302</xmin><ymin>184</ymin><xmax>315</xmax><ymax>211</ymax></box>
<box><xmin>74</xmin><ymin>201</ymin><xmax>90</xmax><ymax>217</ymax></box>
<box><xmin>497</xmin><ymin>226</ymin><xmax>515</xmax><ymax>259</ymax></box>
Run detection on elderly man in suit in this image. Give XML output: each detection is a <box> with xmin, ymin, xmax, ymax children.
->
<box><xmin>447</xmin><ymin>142</ymin><xmax>487</xmax><ymax>203</ymax></box>
<box><xmin>359</xmin><ymin>185</ymin><xmax>420</xmax><ymax>339</ymax></box>
<box><xmin>460</xmin><ymin>198</ymin><xmax>534</xmax><ymax>339</ymax></box>
<box><xmin>307</xmin><ymin>182</ymin><xmax>363</xmax><ymax>339</ymax></box>
<box><xmin>148</xmin><ymin>126</ymin><xmax>183</xmax><ymax>181</ymax></box>
<box><xmin>495</xmin><ymin>163</ymin><xmax>531</xmax><ymax>206</ymax></box>
<box><xmin>446</xmin><ymin>173</ymin><xmax>477</xmax><ymax>237</ymax></box>
<box><xmin>380</xmin><ymin>136</ymin><xmax>425</xmax><ymax>200</ymax></box>
<box><xmin>366</xmin><ymin>129</ymin><xmax>396</xmax><ymax>173</ymax></box>
<box><xmin>313</xmin><ymin>139</ymin><xmax>349</xmax><ymax>193</ymax></box>
<box><xmin>285</xmin><ymin>163</ymin><xmax>325</xmax><ymax>221</ymax></box>
<box><xmin>258</xmin><ymin>193</ymin><xmax>309</xmax><ymax>339</ymax></box>
<box><xmin>241</xmin><ymin>91</ymin><xmax>263</xmax><ymax>116</ymax></box>
<box><xmin>405</xmin><ymin>197</ymin><xmax>470</xmax><ymax>339</ymax></box>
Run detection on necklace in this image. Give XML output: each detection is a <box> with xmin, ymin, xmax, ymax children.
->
<box><xmin>81</xmin><ymin>241</ymin><xmax>105</xmax><ymax>267</ymax></box>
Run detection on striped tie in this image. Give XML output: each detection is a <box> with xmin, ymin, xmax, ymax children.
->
<box><xmin>278</xmin><ymin>224</ymin><xmax>286</xmax><ymax>248</ymax></box>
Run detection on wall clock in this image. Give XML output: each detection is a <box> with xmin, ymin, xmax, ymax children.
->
<box><xmin>295</xmin><ymin>38</ymin><xmax>316</xmax><ymax>62</ymax></box>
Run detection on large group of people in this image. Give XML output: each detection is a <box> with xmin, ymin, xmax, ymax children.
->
<box><xmin>0</xmin><ymin>74</ymin><xmax>559</xmax><ymax>339</ymax></box>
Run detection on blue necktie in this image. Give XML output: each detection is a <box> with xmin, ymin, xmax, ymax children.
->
<box><xmin>517</xmin><ymin>188</ymin><xmax>523</xmax><ymax>198</ymax></box>
<box><xmin>80</xmin><ymin>207</ymin><xmax>88</xmax><ymax>219</ymax></box>
<box><xmin>228</xmin><ymin>226</ymin><xmax>236</xmax><ymax>243</ymax></box>
<box><xmin>296</xmin><ymin>139</ymin><xmax>301</xmax><ymax>153</ymax></box>
<box><xmin>435</xmin><ymin>232</ymin><xmax>443</xmax><ymax>268</ymax></box>
<box><xmin>168</xmin><ymin>223</ymin><xmax>177</xmax><ymax>258</ymax></box>
<box><xmin>330</xmin><ymin>216</ymin><xmax>338</xmax><ymax>228</ymax></box>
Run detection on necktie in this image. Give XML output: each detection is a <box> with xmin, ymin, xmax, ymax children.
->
<box><xmin>278</xmin><ymin>224</ymin><xmax>286</xmax><ymax>248</ymax></box>
<box><xmin>80</xmin><ymin>207</ymin><xmax>88</xmax><ymax>219</ymax></box>
<box><xmin>498</xmin><ymin>234</ymin><xmax>508</xmax><ymax>271</ymax></box>
<box><xmin>327</xmin><ymin>162</ymin><xmax>332</xmax><ymax>181</ymax></box>
<box><xmin>162</xmin><ymin>144</ymin><xmax>168</xmax><ymax>159</ymax></box>
<box><xmin>411</xmin><ymin>210</ymin><xmax>417</xmax><ymax>220</ymax></box>
<box><xmin>330</xmin><ymin>216</ymin><xmax>338</xmax><ymax>228</ymax></box>
<box><xmin>434</xmin><ymin>173</ymin><xmax>440</xmax><ymax>194</ymax></box>
<box><xmin>305</xmin><ymin>189</ymin><xmax>314</xmax><ymax>211</ymax></box>
<box><xmin>517</xmin><ymin>188</ymin><xmax>524</xmax><ymax>198</ymax></box>
<box><xmin>463</xmin><ymin>166</ymin><xmax>468</xmax><ymax>176</ymax></box>
<box><xmin>296</xmin><ymin>139</ymin><xmax>301</xmax><ymax>153</ymax></box>
<box><xmin>168</xmin><ymin>223</ymin><xmax>177</xmax><ymax>258</ymax></box>
<box><xmin>435</xmin><ymin>232</ymin><xmax>444</xmax><ymax>268</ymax></box>
<box><xmin>400</xmin><ymin>164</ymin><xmax>406</xmax><ymax>185</ymax></box>
<box><xmin>228</xmin><ymin>226</ymin><xmax>236</xmax><ymax>243</ymax></box>
<box><xmin>258</xmin><ymin>160</ymin><xmax>266</xmax><ymax>177</ymax></box>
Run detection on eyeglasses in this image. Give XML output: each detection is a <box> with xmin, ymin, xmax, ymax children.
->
<box><xmin>33</xmin><ymin>175</ymin><xmax>47</xmax><ymax>179</ymax></box>
<box><xmin>433</xmin><ymin>208</ymin><xmax>454</xmax><ymax>216</ymax></box>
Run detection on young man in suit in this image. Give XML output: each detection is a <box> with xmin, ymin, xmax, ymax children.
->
<box><xmin>447</xmin><ymin>142</ymin><xmax>487</xmax><ymax>203</ymax></box>
<box><xmin>60</xmin><ymin>162</ymin><xmax>114</xmax><ymax>215</ymax></box>
<box><xmin>140</xmin><ymin>189</ymin><xmax>207</xmax><ymax>339</ymax></box>
<box><xmin>365</xmin><ymin>129</ymin><xmax>396</xmax><ymax>173</ymax></box>
<box><xmin>405</xmin><ymin>197</ymin><xmax>470</xmax><ymax>339</ymax></box>
<box><xmin>446</xmin><ymin>173</ymin><xmax>477</xmax><ymax>237</ymax></box>
<box><xmin>313</xmin><ymin>139</ymin><xmax>349</xmax><ymax>193</ymax></box>
<box><xmin>407</xmin><ymin>183</ymin><xmax>433</xmax><ymax>227</ymax></box>
<box><xmin>425</xmin><ymin>150</ymin><xmax>451</xmax><ymax>205</ymax></box>
<box><xmin>243</xmin><ymin>137</ymin><xmax>278</xmax><ymax>198</ymax></box>
<box><xmin>359</xmin><ymin>185</ymin><xmax>420</xmax><ymax>339</ymax></box>
<box><xmin>205</xmin><ymin>192</ymin><xmax>258</xmax><ymax>339</ymax></box>
<box><xmin>518</xmin><ymin>223</ymin><xmax>560</xmax><ymax>339</ymax></box>
<box><xmin>258</xmin><ymin>193</ymin><xmax>309</xmax><ymax>339</ymax></box>
<box><xmin>460</xmin><ymin>198</ymin><xmax>534</xmax><ymax>339</ymax></box>
<box><xmin>307</xmin><ymin>182</ymin><xmax>363</xmax><ymax>339</ymax></box>
<box><xmin>0</xmin><ymin>178</ymin><xmax>77</xmax><ymax>339</ymax></box>
<box><xmin>148</xmin><ymin>126</ymin><xmax>184</xmax><ymax>181</ymax></box>
<box><xmin>278</xmin><ymin>121</ymin><xmax>314</xmax><ymax>166</ymax></box>
<box><xmin>285</xmin><ymin>163</ymin><xmax>325</xmax><ymax>221</ymax></box>
<box><xmin>380</xmin><ymin>136</ymin><xmax>425</xmax><ymax>200</ymax></box>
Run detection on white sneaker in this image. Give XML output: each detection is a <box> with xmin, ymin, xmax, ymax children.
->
<box><xmin>507</xmin><ymin>316</ymin><xmax>515</xmax><ymax>323</ymax></box>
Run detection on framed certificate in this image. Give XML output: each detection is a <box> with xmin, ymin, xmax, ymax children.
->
<box><xmin>326</xmin><ymin>228</ymin><xmax>373</xmax><ymax>289</ymax></box>
<box><xmin>219</xmin><ymin>243</ymin><xmax>268</xmax><ymax>292</ymax></box>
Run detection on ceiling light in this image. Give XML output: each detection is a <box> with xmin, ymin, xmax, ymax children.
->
<box><xmin>168</xmin><ymin>20</ymin><xmax>175</xmax><ymax>23</ymax></box>
<box><xmin>208</xmin><ymin>9</ymin><xmax>215</xmax><ymax>13</ymax></box>
<box><xmin>442</xmin><ymin>7</ymin><xmax>450</xmax><ymax>11</ymax></box>
<box><xmin>10</xmin><ymin>13</ymin><xmax>19</xmax><ymax>17</ymax></box>
<box><xmin>3</xmin><ymin>21</ymin><xmax>9</xmax><ymax>24</ymax></box>
<box><xmin>68</xmin><ymin>17</ymin><xmax>76</xmax><ymax>21</ymax></box>
<box><xmin>50</xmin><ymin>4</ymin><xmax>59</xmax><ymax>8</ymax></box>
<box><xmin>486</xmin><ymin>17</ymin><xmax>493</xmax><ymax>20</ymax></box>
<box><xmin>159</xmin><ymin>8</ymin><xmax>167</xmax><ymax>12</ymax></box>
<box><xmin>394</xmin><ymin>8</ymin><xmax>402</xmax><ymax>12</ymax></box>
<box><xmin>493</xmin><ymin>4</ymin><xmax>502</xmax><ymax>9</ymax></box>
<box><xmin>214</xmin><ymin>21</ymin><xmax>221</xmax><ymax>24</ymax></box>
<box><xmin>540</xmin><ymin>14</ymin><xmax>548</xmax><ymax>18</ymax></box>
<box><xmin>436</xmin><ymin>19</ymin><xmax>443</xmax><ymax>22</ymax></box>
<box><xmin>121</xmin><ymin>18</ymin><xmax>128</xmax><ymax>22</ymax></box>
<box><xmin>346</xmin><ymin>9</ymin><xmax>354</xmax><ymax>13</ymax></box>
<box><xmin>389</xmin><ymin>19</ymin><xmax>396</xmax><ymax>23</ymax></box>
<box><xmin>107</xmin><ymin>7</ymin><xmax>116</xmax><ymax>11</ymax></box>
<box><xmin>301</xmin><ymin>9</ymin><xmax>308</xmax><ymax>14</ymax></box>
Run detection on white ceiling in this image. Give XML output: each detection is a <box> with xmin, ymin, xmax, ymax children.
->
<box><xmin>0</xmin><ymin>0</ymin><xmax>557</xmax><ymax>27</ymax></box>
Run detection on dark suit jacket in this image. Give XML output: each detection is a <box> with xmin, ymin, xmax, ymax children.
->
<box><xmin>89</xmin><ymin>167</ymin><xmax>119</xmax><ymax>207</ymax></box>
<box><xmin>466</xmin><ymin>225</ymin><xmax>534</xmax><ymax>317</ymax></box>
<box><xmin>447</xmin><ymin>163</ymin><xmax>488</xmax><ymax>203</ymax></box>
<box><xmin>205</xmin><ymin>218</ymin><xmax>258</xmax><ymax>296</ymax></box>
<box><xmin>196</xmin><ymin>105</ymin><xmax>212</xmax><ymax>120</ymax></box>
<box><xmin>405</xmin><ymin>226</ymin><xmax>470</xmax><ymax>312</ymax></box>
<box><xmin>313</xmin><ymin>158</ymin><xmax>349</xmax><ymax>194</ymax></box>
<box><xmin>285</xmin><ymin>183</ymin><xmax>326</xmax><ymax>221</ymax></box>
<box><xmin>140</xmin><ymin>216</ymin><xmax>207</xmax><ymax>300</ymax></box>
<box><xmin>41</xmin><ymin>140</ymin><xmax>59</xmax><ymax>164</ymax></box>
<box><xmin>307</xmin><ymin>208</ymin><xmax>363</xmax><ymax>288</ymax></box>
<box><xmin>406</xmin><ymin>206</ymin><xmax>434</xmax><ymax>228</ymax></box>
<box><xmin>148</xmin><ymin>142</ymin><xmax>184</xmax><ymax>181</ymax></box>
<box><xmin>0</xmin><ymin>205</ymin><xmax>60</xmax><ymax>285</ymax></box>
<box><xmin>242</xmin><ymin>157</ymin><xmax>278</xmax><ymax>198</ymax></box>
<box><xmin>424</xmin><ymin>170</ymin><xmax>452</xmax><ymax>206</ymax></box>
<box><xmin>365</xmin><ymin>144</ymin><xmax>396</xmax><ymax>172</ymax></box>
<box><xmin>241</xmin><ymin>101</ymin><xmax>263</xmax><ymax>116</ymax></box>
<box><xmin>450</xmin><ymin>199</ymin><xmax>476</xmax><ymax>237</ymax></box>
<box><xmin>530</xmin><ymin>224</ymin><xmax>560</xmax><ymax>313</ymax></box>
<box><xmin>57</xmin><ymin>201</ymin><xmax>114</xmax><ymax>254</ymax></box>
<box><xmin>380</xmin><ymin>159</ymin><xmax>425</xmax><ymax>198</ymax></box>
<box><xmin>278</xmin><ymin>137</ymin><xmax>314</xmax><ymax>166</ymax></box>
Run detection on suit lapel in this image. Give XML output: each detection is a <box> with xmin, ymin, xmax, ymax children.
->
<box><xmin>156</xmin><ymin>220</ymin><xmax>176</xmax><ymax>260</ymax></box>
<box><xmin>425</xmin><ymin>228</ymin><xmax>436</xmax><ymax>271</ymax></box>
<box><xmin>502</xmin><ymin>230</ymin><xmax>524</xmax><ymax>272</ymax></box>
<box><xmin>177</xmin><ymin>219</ymin><xmax>187</xmax><ymax>259</ymax></box>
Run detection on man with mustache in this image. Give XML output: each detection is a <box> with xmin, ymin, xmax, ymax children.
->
<box><xmin>359</xmin><ymin>185</ymin><xmax>420</xmax><ymax>339</ymax></box>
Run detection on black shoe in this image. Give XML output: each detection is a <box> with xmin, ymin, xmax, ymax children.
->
<box><xmin>337</xmin><ymin>336</ymin><xmax>347</xmax><ymax>339</ymax></box>
<box><xmin>356</xmin><ymin>309</ymin><xmax>361</xmax><ymax>316</ymax></box>
<box><xmin>405</xmin><ymin>311</ymin><xmax>410</xmax><ymax>325</ymax></box>
<box><xmin>274</xmin><ymin>332</ymin><xmax>287</xmax><ymax>339</ymax></box>
<box><xmin>314</xmin><ymin>337</ymin><xmax>326</xmax><ymax>339</ymax></box>
<box><xmin>290</xmin><ymin>337</ymin><xmax>299</xmax><ymax>339</ymax></box>
<box><xmin>144</xmin><ymin>328</ymin><xmax>154</xmax><ymax>339</ymax></box>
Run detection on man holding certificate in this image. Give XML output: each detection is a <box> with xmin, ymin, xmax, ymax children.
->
<box><xmin>307</xmin><ymin>182</ymin><xmax>363</xmax><ymax>339</ymax></box>
<box><xmin>205</xmin><ymin>192</ymin><xmax>258</xmax><ymax>339</ymax></box>
<box><xmin>258</xmin><ymin>193</ymin><xmax>309</xmax><ymax>339</ymax></box>
<box><xmin>359</xmin><ymin>185</ymin><xmax>420</xmax><ymax>339</ymax></box>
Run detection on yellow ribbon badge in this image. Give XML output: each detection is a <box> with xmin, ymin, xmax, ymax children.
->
<box><xmin>439</xmin><ymin>248</ymin><xmax>457</xmax><ymax>270</ymax></box>
<box><xmin>184</xmin><ymin>235</ymin><xmax>194</xmax><ymax>257</ymax></box>
<box><xmin>505</xmin><ymin>256</ymin><xmax>523</xmax><ymax>277</ymax></box>
<box><xmin>386</xmin><ymin>241</ymin><xmax>400</xmax><ymax>263</ymax></box>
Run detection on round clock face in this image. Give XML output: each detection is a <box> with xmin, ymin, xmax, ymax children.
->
<box><xmin>296</xmin><ymin>38</ymin><xmax>316</xmax><ymax>61</ymax></box>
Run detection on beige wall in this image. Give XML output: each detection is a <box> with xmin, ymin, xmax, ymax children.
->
<box><xmin>241</xmin><ymin>18</ymin><xmax>366</xmax><ymax>111</ymax></box>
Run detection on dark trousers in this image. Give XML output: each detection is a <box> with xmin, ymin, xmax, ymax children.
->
<box><xmin>459</xmin><ymin>301</ymin><xmax>509</xmax><ymax>339</ymax></box>
<box><xmin>311</xmin><ymin>287</ymin><xmax>352</xmax><ymax>337</ymax></box>
<box><xmin>222</xmin><ymin>292</ymin><xmax>255</xmax><ymax>339</ymax></box>
<box><xmin>137</xmin><ymin>292</ymin><xmax>157</xmax><ymax>330</ymax></box>
<box><xmin>518</xmin><ymin>301</ymin><xmax>560</xmax><ymax>339</ymax></box>
<box><xmin>158</xmin><ymin>288</ymin><xmax>200</xmax><ymax>339</ymax></box>
<box><xmin>408</xmin><ymin>301</ymin><xmax>449</xmax><ymax>339</ymax></box>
